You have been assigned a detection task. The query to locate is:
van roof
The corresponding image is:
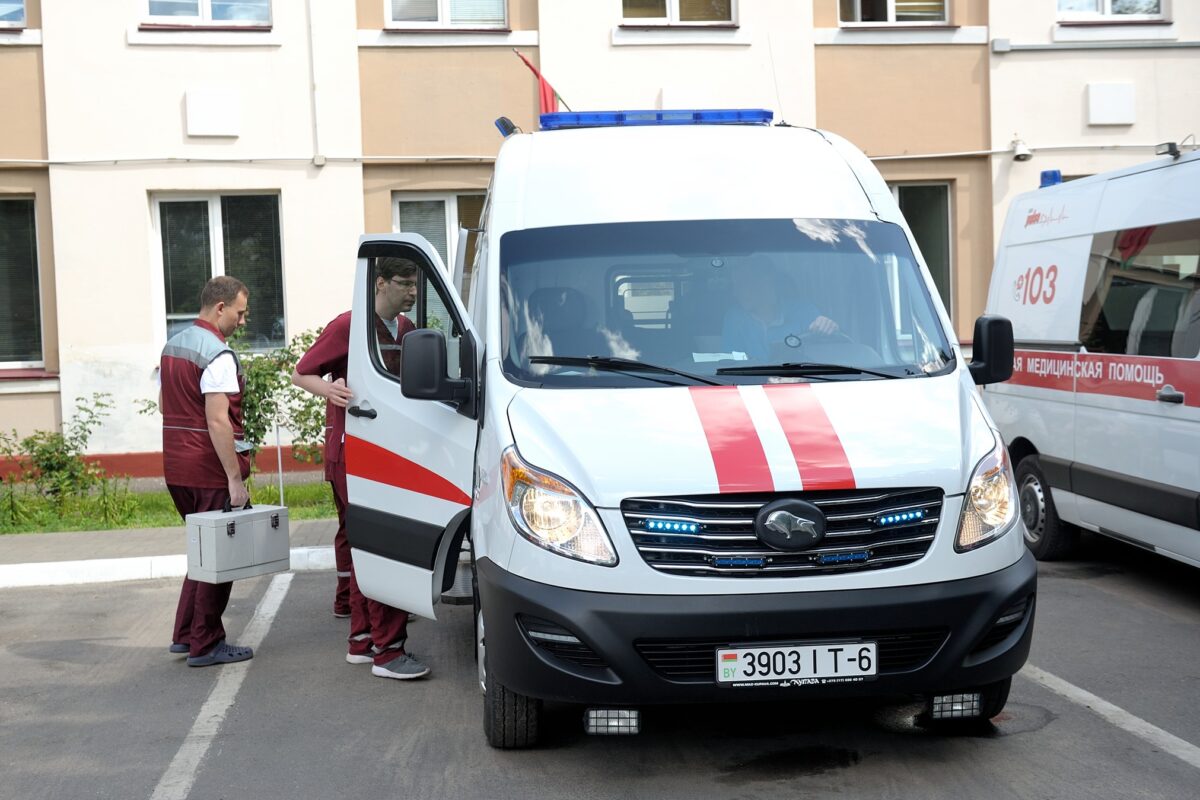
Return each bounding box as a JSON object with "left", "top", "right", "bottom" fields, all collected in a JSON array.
[{"left": 492, "top": 124, "right": 884, "bottom": 231}]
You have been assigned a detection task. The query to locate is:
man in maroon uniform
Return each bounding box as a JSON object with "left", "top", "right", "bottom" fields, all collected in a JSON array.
[
  {"left": 160, "top": 276, "right": 255, "bottom": 667},
  {"left": 292, "top": 257, "right": 430, "bottom": 680}
]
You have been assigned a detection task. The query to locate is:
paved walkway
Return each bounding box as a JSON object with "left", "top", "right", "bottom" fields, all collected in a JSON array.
[{"left": 0, "top": 518, "right": 338, "bottom": 588}]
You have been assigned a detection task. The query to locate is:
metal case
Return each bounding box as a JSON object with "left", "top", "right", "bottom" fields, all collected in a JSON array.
[{"left": 185, "top": 504, "right": 290, "bottom": 583}]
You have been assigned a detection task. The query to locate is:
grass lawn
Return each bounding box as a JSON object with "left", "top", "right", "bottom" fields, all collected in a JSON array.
[{"left": 0, "top": 479, "right": 334, "bottom": 534}]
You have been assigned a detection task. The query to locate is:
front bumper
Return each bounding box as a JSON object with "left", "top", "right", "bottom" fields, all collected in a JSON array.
[{"left": 478, "top": 550, "right": 1037, "bottom": 705}]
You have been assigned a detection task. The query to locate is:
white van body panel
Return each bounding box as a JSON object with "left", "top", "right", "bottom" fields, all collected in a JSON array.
[
  {"left": 507, "top": 374, "right": 993, "bottom": 507},
  {"left": 984, "top": 151, "right": 1200, "bottom": 565}
]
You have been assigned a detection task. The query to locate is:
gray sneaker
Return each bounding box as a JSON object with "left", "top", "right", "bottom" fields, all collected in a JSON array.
[{"left": 371, "top": 653, "right": 430, "bottom": 681}]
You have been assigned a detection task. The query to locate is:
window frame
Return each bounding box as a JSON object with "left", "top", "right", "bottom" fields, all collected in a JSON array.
[
  {"left": 143, "top": 0, "right": 273, "bottom": 29},
  {"left": 150, "top": 191, "right": 287, "bottom": 352},
  {"left": 0, "top": 195, "right": 44, "bottom": 369},
  {"left": 889, "top": 182, "right": 954, "bottom": 321},
  {"left": 0, "top": 0, "right": 25, "bottom": 29},
  {"left": 620, "top": 0, "right": 738, "bottom": 27},
  {"left": 385, "top": 0, "right": 508, "bottom": 30},
  {"left": 391, "top": 191, "right": 486, "bottom": 278},
  {"left": 1056, "top": 1, "right": 1167, "bottom": 23},
  {"left": 839, "top": 0, "right": 951, "bottom": 27}
]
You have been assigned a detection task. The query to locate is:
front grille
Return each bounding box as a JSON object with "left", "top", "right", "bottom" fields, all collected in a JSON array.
[
  {"left": 623, "top": 488, "right": 943, "bottom": 578},
  {"left": 636, "top": 629, "right": 949, "bottom": 682},
  {"left": 518, "top": 616, "right": 608, "bottom": 669}
]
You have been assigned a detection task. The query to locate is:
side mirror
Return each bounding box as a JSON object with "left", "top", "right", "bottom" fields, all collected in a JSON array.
[
  {"left": 400, "top": 329, "right": 474, "bottom": 407},
  {"left": 969, "top": 315, "right": 1014, "bottom": 385}
]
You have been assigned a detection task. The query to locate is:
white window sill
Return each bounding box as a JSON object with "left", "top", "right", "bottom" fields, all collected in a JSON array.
[
  {"left": 127, "top": 25, "right": 282, "bottom": 46},
  {"left": 611, "top": 25, "right": 751, "bottom": 47},
  {"left": 0, "top": 375, "right": 58, "bottom": 395},
  {"left": 360, "top": 29, "right": 537, "bottom": 47},
  {"left": 1053, "top": 22, "right": 1176, "bottom": 43},
  {"left": 815, "top": 26, "right": 987, "bottom": 45},
  {"left": 0, "top": 28, "right": 40, "bottom": 45}
]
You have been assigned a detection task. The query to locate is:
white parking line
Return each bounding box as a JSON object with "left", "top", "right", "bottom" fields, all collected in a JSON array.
[
  {"left": 149, "top": 573, "right": 294, "bottom": 800},
  {"left": 1021, "top": 664, "right": 1200, "bottom": 771}
]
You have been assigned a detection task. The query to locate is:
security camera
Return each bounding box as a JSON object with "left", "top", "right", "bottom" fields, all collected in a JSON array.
[{"left": 1011, "top": 139, "right": 1032, "bottom": 162}]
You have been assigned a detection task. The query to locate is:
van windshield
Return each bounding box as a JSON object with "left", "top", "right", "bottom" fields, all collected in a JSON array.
[{"left": 499, "top": 218, "right": 953, "bottom": 387}]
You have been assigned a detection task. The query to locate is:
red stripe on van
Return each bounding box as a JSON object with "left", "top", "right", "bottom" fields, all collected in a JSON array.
[
  {"left": 1010, "top": 350, "right": 1199, "bottom": 406},
  {"left": 688, "top": 387, "right": 774, "bottom": 493},
  {"left": 1009, "top": 350, "right": 1075, "bottom": 392},
  {"left": 764, "top": 384, "right": 857, "bottom": 491},
  {"left": 344, "top": 434, "right": 471, "bottom": 506}
]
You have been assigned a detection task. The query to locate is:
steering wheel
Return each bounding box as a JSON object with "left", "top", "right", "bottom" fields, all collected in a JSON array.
[{"left": 785, "top": 330, "right": 855, "bottom": 348}]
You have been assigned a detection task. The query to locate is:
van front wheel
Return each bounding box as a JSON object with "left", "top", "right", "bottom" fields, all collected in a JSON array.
[
  {"left": 483, "top": 660, "right": 542, "bottom": 749},
  {"left": 1016, "top": 455, "right": 1076, "bottom": 560}
]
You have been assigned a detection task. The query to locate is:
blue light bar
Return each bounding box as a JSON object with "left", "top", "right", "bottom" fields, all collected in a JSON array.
[
  {"left": 646, "top": 518, "right": 699, "bottom": 534},
  {"left": 540, "top": 108, "right": 773, "bottom": 131}
]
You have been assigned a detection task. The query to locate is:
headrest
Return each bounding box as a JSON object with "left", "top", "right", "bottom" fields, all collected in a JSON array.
[{"left": 528, "top": 287, "right": 586, "bottom": 330}]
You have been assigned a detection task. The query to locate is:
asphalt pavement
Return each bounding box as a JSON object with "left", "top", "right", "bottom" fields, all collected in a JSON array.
[{"left": 0, "top": 529, "right": 1198, "bottom": 799}]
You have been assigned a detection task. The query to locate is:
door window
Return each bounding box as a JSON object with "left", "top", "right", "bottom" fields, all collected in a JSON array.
[
  {"left": 1078, "top": 218, "right": 1200, "bottom": 358},
  {"left": 368, "top": 253, "right": 465, "bottom": 383}
]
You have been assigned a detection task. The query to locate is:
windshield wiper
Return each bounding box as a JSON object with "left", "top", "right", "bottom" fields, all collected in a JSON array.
[
  {"left": 715, "top": 362, "right": 903, "bottom": 379},
  {"left": 529, "top": 356, "right": 725, "bottom": 386}
]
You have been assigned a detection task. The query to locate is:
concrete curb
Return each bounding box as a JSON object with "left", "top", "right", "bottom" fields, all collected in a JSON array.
[{"left": 0, "top": 545, "right": 336, "bottom": 589}]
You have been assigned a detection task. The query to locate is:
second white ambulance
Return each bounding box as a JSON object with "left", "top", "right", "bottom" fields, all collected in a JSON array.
[
  {"left": 344, "top": 109, "right": 1035, "bottom": 748},
  {"left": 984, "top": 149, "right": 1200, "bottom": 565}
]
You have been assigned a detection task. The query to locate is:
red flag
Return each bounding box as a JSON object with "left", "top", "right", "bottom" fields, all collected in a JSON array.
[{"left": 513, "top": 49, "right": 559, "bottom": 115}]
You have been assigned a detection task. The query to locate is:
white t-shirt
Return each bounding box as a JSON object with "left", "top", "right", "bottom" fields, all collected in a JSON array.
[
  {"left": 200, "top": 352, "right": 240, "bottom": 394},
  {"left": 382, "top": 317, "right": 399, "bottom": 340}
]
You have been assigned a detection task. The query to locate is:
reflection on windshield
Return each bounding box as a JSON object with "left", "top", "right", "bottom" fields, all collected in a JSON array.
[{"left": 500, "top": 219, "right": 952, "bottom": 386}]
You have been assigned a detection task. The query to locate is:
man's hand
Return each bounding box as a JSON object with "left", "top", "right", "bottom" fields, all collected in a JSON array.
[
  {"left": 228, "top": 478, "right": 250, "bottom": 509},
  {"left": 325, "top": 378, "right": 354, "bottom": 408},
  {"left": 808, "top": 316, "right": 840, "bottom": 336}
]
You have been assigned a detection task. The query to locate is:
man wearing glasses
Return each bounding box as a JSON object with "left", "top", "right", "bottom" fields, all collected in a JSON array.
[{"left": 291, "top": 257, "right": 430, "bottom": 680}]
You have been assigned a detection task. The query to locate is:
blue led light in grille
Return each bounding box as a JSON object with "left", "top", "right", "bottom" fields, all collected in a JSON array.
[
  {"left": 878, "top": 510, "right": 925, "bottom": 526},
  {"left": 714, "top": 557, "right": 766, "bottom": 568},
  {"left": 646, "top": 519, "right": 699, "bottom": 534},
  {"left": 819, "top": 552, "right": 869, "bottom": 565}
]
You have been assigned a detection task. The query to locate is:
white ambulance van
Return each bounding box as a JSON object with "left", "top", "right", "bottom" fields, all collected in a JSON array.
[
  {"left": 983, "top": 150, "right": 1200, "bottom": 565},
  {"left": 344, "top": 109, "right": 1035, "bottom": 748}
]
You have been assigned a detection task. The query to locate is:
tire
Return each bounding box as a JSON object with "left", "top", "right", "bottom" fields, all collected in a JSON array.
[
  {"left": 477, "top": 559, "right": 542, "bottom": 749},
  {"left": 1016, "top": 455, "right": 1077, "bottom": 561},
  {"left": 483, "top": 656, "right": 542, "bottom": 749}
]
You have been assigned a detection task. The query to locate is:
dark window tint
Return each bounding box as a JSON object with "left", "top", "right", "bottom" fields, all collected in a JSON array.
[
  {"left": 1079, "top": 218, "right": 1200, "bottom": 358},
  {"left": 0, "top": 199, "right": 41, "bottom": 362},
  {"left": 222, "top": 195, "right": 284, "bottom": 349},
  {"left": 161, "top": 200, "right": 212, "bottom": 339}
]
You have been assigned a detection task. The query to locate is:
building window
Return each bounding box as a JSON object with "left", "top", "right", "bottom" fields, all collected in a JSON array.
[
  {"left": 0, "top": 0, "right": 25, "bottom": 27},
  {"left": 622, "top": 0, "right": 735, "bottom": 24},
  {"left": 389, "top": 0, "right": 506, "bottom": 28},
  {"left": 840, "top": 0, "right": 947, "bottom": 24},
  {"left": 0, "top": 198, "right": 41, "bottom": 365},
  {"left": 146, "top": 0, "right": 271, "bottom": 26},
  {"left": 1057, "top": 1, "right": 1164, "bottom": 21},
  {"left": 892, "top": 184, "right": 952, "bottom": 318},
  {"left": 156, "top": 194, "right": 285, "bottom": 349},
  {"left": 1079, "top": 219, "right": 1200, "bottom": 358},
  {"left": 393, "top": 193, "right": 484, "bottom": 285}
]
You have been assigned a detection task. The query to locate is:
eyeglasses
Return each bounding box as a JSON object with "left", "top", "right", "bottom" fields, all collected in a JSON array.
[{"left": 389, "top": 277, "right": 418, "bottom": 290}]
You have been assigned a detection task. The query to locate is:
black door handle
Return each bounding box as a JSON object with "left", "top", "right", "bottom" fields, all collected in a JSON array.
[
  {"left": 1156, "top": 386, "right": 1184, "bottom": 404},
  {"left": 347, "top": 405, "right": 377, "bottom": 419}
]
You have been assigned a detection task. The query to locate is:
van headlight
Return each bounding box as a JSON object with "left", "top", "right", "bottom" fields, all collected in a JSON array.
[
  {"left": 500, "top": 447, "right": 618, "bottom": 566},
  {"left": 955, "top": 435, "right": 1018, "bottom": 552}
]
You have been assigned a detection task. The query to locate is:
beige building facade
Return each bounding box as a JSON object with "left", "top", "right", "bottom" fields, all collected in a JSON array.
[{"left": 4, "top": 0, "right": 1196, "bottom": 463}]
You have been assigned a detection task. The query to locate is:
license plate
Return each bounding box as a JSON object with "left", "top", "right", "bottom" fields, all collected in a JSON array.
[{"left": 716, "top": 642, "right": 878, "bottom": 687}]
